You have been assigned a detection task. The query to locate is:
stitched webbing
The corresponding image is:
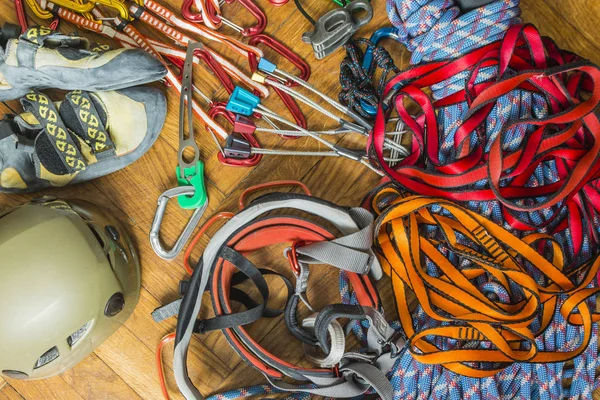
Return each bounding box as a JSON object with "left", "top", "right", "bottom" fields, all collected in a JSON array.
[
  {"left": 371, "top": 24, "right": 600, "bottom": 267},
  {"left": 372, "top": 190, "right": 600, "bottom": 377}
]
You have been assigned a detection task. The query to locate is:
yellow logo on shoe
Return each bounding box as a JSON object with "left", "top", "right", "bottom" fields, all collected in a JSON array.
[{"left": 24, "top": 91, "right": 87, "bottom": 173}]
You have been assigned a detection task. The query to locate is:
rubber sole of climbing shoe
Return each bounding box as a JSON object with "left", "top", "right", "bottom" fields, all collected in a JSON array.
[
  {"left": 0, "top": 86, "right": 167, "bottom": 193},
  {"left": 0, "top": 26, "right": 167, "bottom": 101}
]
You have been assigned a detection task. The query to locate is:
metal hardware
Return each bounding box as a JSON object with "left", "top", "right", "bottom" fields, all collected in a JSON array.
[
  {"left": 181, "top": 0, "right": 266, "bottom": 36},
  {"left": 247, "top": 34, "right": 310, "bottom": 131},
  {"left": 209, "top": 103, "right": 262, "bottom": 167},
  {"left": 149, "top": 186, "right": 208, "bottom": 260},
  {"left": 302, "top": 0, "right": 373, "bottom": 60},
  {"left": 150, "top": 42, "right": 209, "bottom": 260}
]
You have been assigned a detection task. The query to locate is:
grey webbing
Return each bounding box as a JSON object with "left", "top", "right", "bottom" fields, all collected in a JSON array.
[
  {"left": 152, "top": 299, "right": 182, "bottom": 323},
  {"left": 266, "top": 362, "right": 393, "bottom": 400},
  {"left": 173, "top": 195, "right": 380, "bottom": 400},
  {"left": 296, "top": 207, "right": 375, "bottom": 275},
  {"left": 297, "top": 207, "right": 383, "bottom": 280}
]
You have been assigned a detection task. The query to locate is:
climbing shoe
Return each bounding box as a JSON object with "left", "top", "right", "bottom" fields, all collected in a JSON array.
[
  {"left": 0, "top": 24, "right": 167, "bottom": 101},
  {"left": 0, "top": 87, "right": 166, "bottom": 192}
]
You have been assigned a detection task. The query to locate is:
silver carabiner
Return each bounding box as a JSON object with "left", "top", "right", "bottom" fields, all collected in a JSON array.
[{"left": 150, "top": 186, "right": 208, "bottom": 261}]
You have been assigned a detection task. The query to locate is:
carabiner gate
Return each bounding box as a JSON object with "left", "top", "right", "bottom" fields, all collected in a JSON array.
[
  {"left": 150, "top": 186, "right": 208, "bottom": 261},
  {"left": 181, "top": 0, "right": 266, "bottom": 36}
]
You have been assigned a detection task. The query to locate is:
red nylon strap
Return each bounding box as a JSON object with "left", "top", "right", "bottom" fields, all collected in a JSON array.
[{"left": 371, "top": 24, "right": 600, "bottom": 258}]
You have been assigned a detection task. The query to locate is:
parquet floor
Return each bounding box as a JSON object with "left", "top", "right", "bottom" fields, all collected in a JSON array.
[{"left": 0, "top": 0, "right": 599, "bottom": 399}]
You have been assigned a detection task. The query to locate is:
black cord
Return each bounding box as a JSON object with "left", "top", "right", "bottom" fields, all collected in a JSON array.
[{"left": 294, "top": 0, "right": 316, "bottom": 25}]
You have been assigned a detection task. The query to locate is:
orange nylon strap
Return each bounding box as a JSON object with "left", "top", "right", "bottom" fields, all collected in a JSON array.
[{"left": 371, "top": 188, "right": 600, "bottom": 378}]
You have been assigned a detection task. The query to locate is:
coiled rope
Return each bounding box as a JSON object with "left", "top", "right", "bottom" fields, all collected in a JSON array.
[{"left": 349, "top": 0, "right": 600, "bottom": 397}]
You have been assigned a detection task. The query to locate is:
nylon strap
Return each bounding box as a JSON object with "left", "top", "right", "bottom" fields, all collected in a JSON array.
[
  {"left": 372, "top": 189, "right": 600, "bottom": 378},
  {"left": 370, "top": 24, "right": 600, "bottom": 251},
  {"left": 21, "top": 91, "right": 87, "bottom": 175},
  {"left": 173, "top": 193, "right": 385, "bottom": 399},
  {"left": 64, "top": 91, "right": 115, "bottom": 157}
]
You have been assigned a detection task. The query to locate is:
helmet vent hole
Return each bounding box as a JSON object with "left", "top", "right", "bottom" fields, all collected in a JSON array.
[
  {"left": 88, "top": 224, "right": 106, "bottom": 249},
  {"left": 2, "top": 370, "right": 28, "bottom": 380},
  {"left": 34, "top": 347, "right": 59, "bottom": 369},
  {"left": 67, "top": 320, "right": 93, "bottom": 347}
]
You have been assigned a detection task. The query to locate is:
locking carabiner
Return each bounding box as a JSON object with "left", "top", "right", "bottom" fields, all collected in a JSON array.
[{"left": 149, "top": 186, "right": 208, "bottom": 260}]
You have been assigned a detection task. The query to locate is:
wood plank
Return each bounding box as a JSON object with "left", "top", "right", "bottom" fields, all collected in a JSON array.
[
  {"left": 6, "top": 377, "right": 83, "bottom": 400},
  {"left": 61, "top": 355, "right": 142, "bottom": 400},
  {"left": 521, "top": 0, "right": 600, "bottom": 65},
  {"left": 0, "top": 0, "right": 599, "bottom": 398},
  {"left": 0, "top": 384, "right": 24, "bottom": 400}
]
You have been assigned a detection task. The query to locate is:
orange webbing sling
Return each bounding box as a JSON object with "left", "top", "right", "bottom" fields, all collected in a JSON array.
[{"left": 370, "top": 187, "right": 600, "bottom": 378}]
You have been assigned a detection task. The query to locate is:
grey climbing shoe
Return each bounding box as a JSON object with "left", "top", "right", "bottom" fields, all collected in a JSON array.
[
  {"left": 0, "top": 87, "right": 166, "bottom": 193},
  {"left": 0, "top": 25, "right": 167, "bottom": 101}
]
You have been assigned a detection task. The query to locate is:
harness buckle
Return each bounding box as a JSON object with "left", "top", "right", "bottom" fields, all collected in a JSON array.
[{"left": 285, "top": 240, "right": 305, "bottom": 276}]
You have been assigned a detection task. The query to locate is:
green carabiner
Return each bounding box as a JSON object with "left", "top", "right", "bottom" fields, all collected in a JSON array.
[{"left": 176, "top": 161, "right": 207, "bottom": 209}]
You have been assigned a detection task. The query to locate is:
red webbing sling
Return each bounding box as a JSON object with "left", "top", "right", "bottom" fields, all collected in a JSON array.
[{"left": 370, "top": 25, "right": 600, "bottom": 260}]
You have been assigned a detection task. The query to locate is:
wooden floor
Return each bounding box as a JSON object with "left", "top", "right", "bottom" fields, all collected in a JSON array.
[{"left": 1, "top": 0, "right": 600, "bottom": 399}]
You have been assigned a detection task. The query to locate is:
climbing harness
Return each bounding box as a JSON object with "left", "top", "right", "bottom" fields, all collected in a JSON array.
[
  {"left": 301, "top": 0, "right": 373, "bottom": 59},
  {"left": 150, "top": 43, "right": 209, "bottom": 260},
  {"left": 369, "top": 186, "right": 600, "bottom": 376},
  {"left": 151, "top": 181, "right": 404, "bottom": 400}
]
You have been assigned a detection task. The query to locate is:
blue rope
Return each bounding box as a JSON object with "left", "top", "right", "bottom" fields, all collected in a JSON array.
[
  {"left": 382, "top": 0, "right": 600, "bottom": 398},
  {"left": 205, "top": 1, "right": 599, "bottom": 398}
]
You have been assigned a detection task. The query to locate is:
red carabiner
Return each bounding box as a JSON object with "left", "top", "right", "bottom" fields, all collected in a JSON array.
[
  {"left": 224, "top": 0, "right": 266, "bottom": 36},
  {"left": 247, "top": 34, "right": 311, "bottom": 131},
  {"left": 248, "top": 34, "right": 311, "bottom": 85},
  {"left": 14, "top": 0, "right": 28, "bottom": 32},
  {"left": 286, "top": 240, "right": 306, "bottom": 276},
  {"left": 195, "top": 48, "right": 236, "bottom": 94},
  {"left": 164, "top": 49, "right": 235, "bottom": 94},
  {"left": 181, "top": 0, "right": 266, "bottom": 36},
  {"left": 209, "top": 103, "right": 262, "bottom": 167}
]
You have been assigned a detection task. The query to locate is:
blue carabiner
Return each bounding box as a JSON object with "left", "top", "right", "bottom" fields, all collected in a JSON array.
[{"left": 361, "top": 27, "right": 400, "bottom": 116}]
